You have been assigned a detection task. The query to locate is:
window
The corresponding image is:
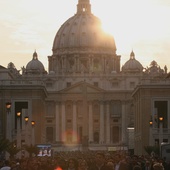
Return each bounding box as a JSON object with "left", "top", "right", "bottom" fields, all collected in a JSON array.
[
  {"left": 67, "top": 119, "right": 71, "bottom": 123},
  {"left": 113, "top": 119, "right": 118, "bottom": 122},
  {"left": 94, "top": 119, "right": 98, "bottom": 123},
  {"left": 47, "top": 120, "right": 52, "bottom": 123},
  {"left": 67, "top": 82, "right": 71, "bottom": 87},
  {"left": 111, "top": 101, "right": 121, "bottom": 117},
  {"left": 154, "top": 101, "right": 168, "bottom": 128},
  {"left": 94, "top": 82, "right": 98, "bottom": 87},
  {"left": 46, "top": 127, "right": 53, "bottom": 142},
  {"left": 46, "top": 83, "right": 52, "bottom": 87},
  {"left": 130, "top": 82, "right": 135, "bottom": 88},
  {"left": 112, "top": 82, "right": 119, "bottom": 88},
  {"left": 112, "top": 126, "right": 119, "bottom": 143}
]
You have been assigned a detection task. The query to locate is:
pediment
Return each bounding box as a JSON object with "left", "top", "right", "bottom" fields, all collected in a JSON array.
[{"left": 59, "top": 81, "right": 105, "bottom": 94}]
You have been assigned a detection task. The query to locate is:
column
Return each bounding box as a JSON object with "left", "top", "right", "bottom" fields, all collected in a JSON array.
[
  {"left": 88, "top": 101, "right": 93, "bottom": 142},
  {"left": 61, "top": 102, "right": 66, "bottom": 142},
  {"left": 77, "top": 57, "right": 80, "bottom": 71},
  {"left": 72, "top": 101, "right": 77, "bottom": 142},
  {"left": 6, "top": 102, "right": 12, "bottom": 141},
  {"left": 99, "top": 101, "right": 104, "bottom": 144},
  {"left": 55, "top": 102, "right": 60, "bottom": 142},
  {"left": 6, "top": 112, "right": 12, "bottom": 141},
  {"left": 82, "top": 84, "right": 88, "bottom": 148},
  {"left": 121, "top": 102, "right": 126, "bottom": 144},
  {"left": 149, "top": 119, "right": 153, "bottom": 145},
  {"left": 24, "top": 116, "right": 29, "bottom": 145},
  {"left": 106, "top": 101, "right": 110, "bottom": 144}
]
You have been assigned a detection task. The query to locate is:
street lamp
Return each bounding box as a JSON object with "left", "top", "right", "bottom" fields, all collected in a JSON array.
[
  {"left": 159, "top": 116, "right": 163, "bottom": 146},
  {"left": 16, "top": 112, "right": 21, "bottom": 148},
  {"left": 149, "top": 117, "right": 153, "bottom": 146},
  {"left": 31, "top": 121, "right": 35, "bottom": 145},
  {"left": 31, "top": 121, "right": 35, "bottom": 126},
  {"left": 24, "top": 116, "right": 29, "bottom": 145},
  {"left": 159, "top": 117, "right": 163, "bottom": 122},
  {"left": 6, "top": 102, "right": 11, "bottom": 111},
  {"left": 24, "top": 116, "right": 29, "bottom": 123},
  {"left": 149, "top": 119, "right": 153, "bottom": 126}
]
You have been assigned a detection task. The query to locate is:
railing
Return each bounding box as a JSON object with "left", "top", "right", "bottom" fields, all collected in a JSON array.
[
  {"left": 151, "top": 128, "right": 170, "bottom": 139},
  {"left": 0, "top": 80, "right": 45, "bottom": 86}
]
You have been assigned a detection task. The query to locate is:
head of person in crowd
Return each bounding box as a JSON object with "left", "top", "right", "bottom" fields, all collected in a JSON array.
[
  {"left": 119, "top": 160, "right": 129, "bottom": 170},
  {"left": 2, "top": 160, "right": 11, "bottom": 168},
  {"left": 94, "top": 152, "right": 106, "bottom": 167},
  {"left": 113, "top": 154, "right": 121, "bottom": 164},
  {"left": 145, "top": 160, "right": 151, "bottom": 168},
  {"left": 153, "top": 163, "right": 164, "bottom": 170},
  {"left": 57, "top": 158, "right": 67, "bottom": 170},
  {"left": 106, "top": 161, "right": 115, "bottom": 170},
  {"left": 67, "top": 158, "right": 78, "bottom": 170},
  {"left": 78, "top": 160, "right": 88, "bottom": 170},
  {"left": 133, "top": 165, "right": 142, "bottom": 170}
]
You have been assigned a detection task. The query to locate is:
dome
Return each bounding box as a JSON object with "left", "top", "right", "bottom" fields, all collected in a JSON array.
[
  {"left": 52, "top": 0, "right": 116, "bottom": 55},
  {"left": 25, "top": 51, "right": 46, "bottom": 74},
  {"left": 122, "top": 51, "right": 143, "bottom": 73}
]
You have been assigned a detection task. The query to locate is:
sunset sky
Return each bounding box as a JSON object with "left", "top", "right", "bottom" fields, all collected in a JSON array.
[{"left": 0, "top": 0, "right": 170, "bottom": 72}]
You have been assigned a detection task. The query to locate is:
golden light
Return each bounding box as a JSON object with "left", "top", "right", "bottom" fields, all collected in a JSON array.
[
  {"left": 17, "top": 112, "right": 21, "bottom": 117},
  {"left": 31, "top": 121, "right": 35, "bottom": 126},
  {"left": 62, "top": 130, "right": 79, "bottom": 147},
  {"left": 6, "top": 102, "right": 12, "bottom": 109},
  {"left": 24, "top": 116, "right": 29, "bottom": 122},
  {"left": 159, "top": 117, "right": 163, "bottom": 121},
  {"left": 149, "top": 120, "right": 153, "bottom": 126}
]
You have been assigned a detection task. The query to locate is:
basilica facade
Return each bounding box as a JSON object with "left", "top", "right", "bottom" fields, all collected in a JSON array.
[{"left": 0, "top": 0, "right": 170, "bottom": 155}]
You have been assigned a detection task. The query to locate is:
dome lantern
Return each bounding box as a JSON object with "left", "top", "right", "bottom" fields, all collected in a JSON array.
[
  {"left": 130, "top": 50, "right": 135, "bottom": 59},
  {"left": 33, "top": 50, "right": 38, "bottom": 60},
  {"left": 77, "top": 0, "right": 91, "bottom": 14}
]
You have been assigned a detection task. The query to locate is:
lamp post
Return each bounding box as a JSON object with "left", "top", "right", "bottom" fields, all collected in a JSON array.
[
  {"left": 149, "top": 118, "right": 153, "bottom": 145},
  {"left": 16, "top": 112, "right": 21, "bottom": 148},
  {"left": 6, "top": 102, "right": 12, "bottom": 141},
  {"left": 31, "top": 121, "right": 35, "bottom": 145},
  {"left": 159, "top": 116, "right": 163, "bottom": 146}
]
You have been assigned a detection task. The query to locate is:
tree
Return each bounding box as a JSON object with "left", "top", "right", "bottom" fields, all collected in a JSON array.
[
  {"left": 24, "top": 144, "right": 39, "bottom": 157},
  {"left": 144, "top": 145, "right": 159, "bottom": 156},
  {"left": 0, "top": 138, "right": 10, "bottom": 153},
  {"left": 6, "top": 142, "right": 21, "bottom": 160}
]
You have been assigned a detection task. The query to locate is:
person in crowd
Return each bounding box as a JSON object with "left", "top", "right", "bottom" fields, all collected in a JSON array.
[
  {"left": 78, "top": 160, "right": 89, "bottom": 170},
  {"left": 106, "top": 161, "right": 115, "bottom": 170},
  {"left": 88, "top": 152, "right": 108, "bottom": 170},
  {"left": 119, "top": 160, "right": 130, "bottom": 170},
  {"left": 0, "top": 160, "right": 11, "bottom": 170},
  {"left": 153, "top": 163, "right": 164, "bottom": 170},
  {"left": 144, "top": 160, "right": 152, "bottom": 170},
  {"left": 66, "top": 158, "right": 78, "bottom": 170},
  {"left": 133, "top": 165, "right": 142, "bottom": 170},
  {"left": 114, "top": 154, "right": 121, "bottom": 170}
]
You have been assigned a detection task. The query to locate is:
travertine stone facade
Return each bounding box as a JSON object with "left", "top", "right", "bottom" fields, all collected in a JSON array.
[{"left": 0, "top": 0, "right": 169, "bottom": 154}]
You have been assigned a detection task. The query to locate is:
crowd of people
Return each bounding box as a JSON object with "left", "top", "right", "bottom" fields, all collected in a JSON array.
[{"left": 0, "top": 150, "right": 169, "bottom": 170}]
